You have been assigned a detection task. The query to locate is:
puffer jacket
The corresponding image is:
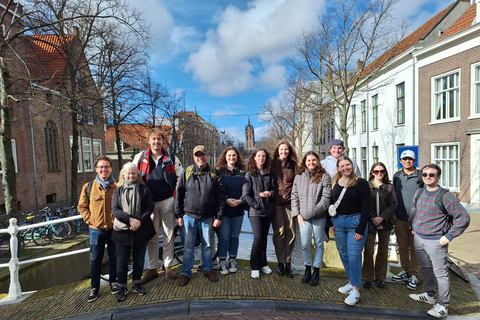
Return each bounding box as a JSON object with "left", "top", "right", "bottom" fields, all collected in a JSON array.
[
  {"left": 111, "top": 184, "right": 156, "bottom": 246},
  {"left": 242, "top": 169, "right": 276, "bottom": 217},
  {"left": 368, "top": 181, "right": 398, "bottom": 233},
  {"left": 78, "top": 180, "right": 117, "bottom": 230},
  {"left": 291, "top": 171, "right": 331, "bottom": 220}
]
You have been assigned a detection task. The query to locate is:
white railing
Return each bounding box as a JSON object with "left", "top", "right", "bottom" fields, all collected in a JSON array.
[{"left": 0, "top": 216, "right": 89, "bottom": 302}]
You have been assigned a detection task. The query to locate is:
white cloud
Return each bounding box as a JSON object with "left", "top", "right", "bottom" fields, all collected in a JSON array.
[
  {"left": 253, "top": 124, "right": 269, "bottom": 139},
  {"left": 185, "top": 0, "right": 326, "bottom": 96},
  {"left": 220, "top": 126, "right": 245, "bottom": 142}
]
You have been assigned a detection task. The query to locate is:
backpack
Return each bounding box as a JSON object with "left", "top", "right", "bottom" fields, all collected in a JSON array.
[
  {"left": 414, "top": 187, "right": 453, "bottom": 231},
  {"left": 85, "top": 180, "right": 94, "bottom": 203},
  {"left": 185, "top": 165, "right": 217, "bottom": 181}
]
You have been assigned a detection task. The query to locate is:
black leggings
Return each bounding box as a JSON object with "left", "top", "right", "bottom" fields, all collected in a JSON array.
[
  {"left": 116, "top": 242, "right": 147, "bottom": 285},
  {"left": 249, "top": 215, "right": 272, "bottom": 270}
]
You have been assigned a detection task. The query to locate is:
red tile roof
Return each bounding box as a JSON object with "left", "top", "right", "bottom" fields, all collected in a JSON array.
[
  {"left": 439, "top": 3, "right": 476, "bottom": 39},
  {"left": 25, "top": 34, "right": 74, "bottom": 85},
  {"left": 105, "top": 124, "right": 174, "bottom": 152}
]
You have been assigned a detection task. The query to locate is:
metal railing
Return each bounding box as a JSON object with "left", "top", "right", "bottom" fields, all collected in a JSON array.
[{"left": 0, "top": 216, "right": 89, "bottom": 302}]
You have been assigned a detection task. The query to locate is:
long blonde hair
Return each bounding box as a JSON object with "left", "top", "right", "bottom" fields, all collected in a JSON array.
[
  {"left": 117, "top": 162, "right": 145, "bottom": 187},
  {"left": 332, "top": 156, "right": 358, "bottom": 189}
]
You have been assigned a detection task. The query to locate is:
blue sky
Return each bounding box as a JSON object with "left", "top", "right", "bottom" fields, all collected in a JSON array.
[{"left": 133, "top": 0, "right": 447, "bottom": 143}]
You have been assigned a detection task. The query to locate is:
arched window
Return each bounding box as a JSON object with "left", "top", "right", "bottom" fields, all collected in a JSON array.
[{"left": 45, "top": 121, "right": 59, "bottom": 171}]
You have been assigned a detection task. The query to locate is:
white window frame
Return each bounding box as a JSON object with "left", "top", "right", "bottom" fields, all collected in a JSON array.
[
  {"left": 431, "top": 69, "right": 460, "bottom": 124},
  {"left": 361, "top": 100, "right": 366, "bottom": 132},
  {"left": 93, "top": 139, "right": 102, "bottom": 160},
  {"left": 0, "top": 139, "right": 18, "bottom": 174},
  {"left": 82, "top": 137, "right": 94, "bottom": 172},
  {"left": 431, "top": 142, "right": 460, "bottom": 192},
  {"left": 70, "top": 136, "right": 83, "bottom": 173},
  {"left": 372, "top": 95, "right": 378, "bottom": 130},
  {"left": 396, "top": 82, "right": 405, "bottom": 125},
  {"left": 470, "top": 62, "right": 480, "bottom": 119},
  {"left": 351, "top": 105, "right": 356, "bottom": 134},
  {"left": 114, "top": 141, "right": 125, "bottom": 152}
]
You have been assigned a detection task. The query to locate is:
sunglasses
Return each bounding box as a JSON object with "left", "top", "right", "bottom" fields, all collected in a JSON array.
[
  {"left": 422, "top": 173, "right": 437, "bottom": 177},
  {"left": 373, "top": 170, "right": 386, "bottom": 175}
]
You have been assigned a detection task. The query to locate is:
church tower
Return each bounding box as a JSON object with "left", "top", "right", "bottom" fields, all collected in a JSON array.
[{"left": 245, "top": 118, "right": 255, "bottom": 150}]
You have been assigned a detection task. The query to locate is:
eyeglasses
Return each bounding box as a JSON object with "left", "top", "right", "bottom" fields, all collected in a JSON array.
[
  {"left": 422, "top": 173, "right": 437, "bottom": 177},
  {"left": 96, "top": 166, "right": 111, "bottom": 169},
  {"left": 373, "top": 170, "right": 386, "bottom": 175}
]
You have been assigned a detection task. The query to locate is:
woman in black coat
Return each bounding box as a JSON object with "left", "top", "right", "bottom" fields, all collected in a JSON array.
[{"left": 112, "top": 162, "right": 155, "bottom": 302}]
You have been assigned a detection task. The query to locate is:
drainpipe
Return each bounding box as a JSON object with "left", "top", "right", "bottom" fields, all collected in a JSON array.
[
  {"left": 28, "top": 98, "right": 39, "bottom": 208},
  {"left": 60, "top": 102, "right": 69, "bottom": 204},
  {"left": 411, "top": 52, "right": 416, "bottom": 145}
]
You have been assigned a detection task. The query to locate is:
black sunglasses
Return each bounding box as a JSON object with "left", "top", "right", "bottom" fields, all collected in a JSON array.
[
  {"left": 373, "top": 170, "right": 386, "bottom": 174},
  {"left": 422, "top": 173, "right": 437, "bottom": 177}
]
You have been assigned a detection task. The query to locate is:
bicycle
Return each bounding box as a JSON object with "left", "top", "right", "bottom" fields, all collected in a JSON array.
[
  {"left": 19, "top": 210, "right": 38, "bottom": 245},
  {"left": 32, "top": 207, "right": 72, "bottom": 246},
  {"left": 447, "top": 258, "right": 469, "bottom": 282},
  {"left": 0, "top": 223, "right": 25, "bottom": 259}
]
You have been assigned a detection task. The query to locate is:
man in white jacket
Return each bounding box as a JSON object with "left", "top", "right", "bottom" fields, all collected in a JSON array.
[{"left": 321, "top": 139, "right": 361, "bottom": 179}]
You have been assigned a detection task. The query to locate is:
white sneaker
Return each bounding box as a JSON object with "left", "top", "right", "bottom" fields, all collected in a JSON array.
[
  {"left": 338, "top": 282, "right": 353, "bottom": 294},
  {"left": 261, "top": 265, "right": 272, "bottom": 274},
  {"left": 409, "top": 292, "right": 436, "bottom": 305},
  {"left": 219, "top": 260, "right": 229, "bottom": 275},
  {"left": 427, "top": 303, "right": 448, "bottom": 318},
  {"left": 407, "top": 275, "right": 418, "bottom": 290},
  {"left": 229, "top": 258, "right": 238, "bottom": 273},
  {"left": 392, "top": 270, "right": 409, "bottom": 282},
  {"left": 251, "top": 270, "right": 260, "bottom": 279},
  {"left": 344, "top": 289, "right": 360, "bottom": 306}
]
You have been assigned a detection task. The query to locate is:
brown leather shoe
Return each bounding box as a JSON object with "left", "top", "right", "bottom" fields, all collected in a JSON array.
[
  {"left": 178, "top": 274, "right": 190, "bottom": 287},
  {"left": 140, "top": 269, "right": 159, "bottom": 285},
  {"left": 165, "top": 267, "right": 178, "bottom": 279},
  {"left": 204, "top": 270, "right": 219, "bottom": 282}
]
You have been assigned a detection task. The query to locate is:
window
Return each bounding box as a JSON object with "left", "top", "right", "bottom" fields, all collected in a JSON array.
[
  {"left": 351, "top": 105, "right": 356, "bottom": 134},
  {"left": 77, "top": 105, "right": 97, "bottom": 125},
  {"left": 93, "top": 139, "right": 102, "bottom": 160},
  {"left": 372, "top": 95, "right": 378, "bottom": 130},
  {"left": 351, "top": 148, "right": 357, "bottom": 161},
  {"left": 45, "top": 121, "right": 59, "bottom": 171},
  {"left": 472, "top": 64, "right": 480, "bottom": 116},
  {"left": 361, "top": 100, "right": 366, "bottom": 132},
  {"left": 361, "top": 147, "right": 367, "bottom": 178},
  {"left": 432, "top": 143, "right": 459, "bottom": 191},
  {"left": 433, "top": 71, "right": 459, "bottom": 121},
  {"left": 114, "top": 141, "right": 125, "bottom": 152},
  {"left": 396, "top": 82, "right": 405, "bottom": 125},
  {"left": 82, "top": 137, "right": 93, "bottom": 172},
  {"left": 372, "top": 146, "right": 378, "bottom": 163},
  {"left": 70, "top": 136, "right": 83, "bottom": 173},
  {"left": 0, "top": 139, "right": 18, "bottom": 174}
]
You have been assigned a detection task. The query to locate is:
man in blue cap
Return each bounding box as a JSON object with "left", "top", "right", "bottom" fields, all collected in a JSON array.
[{"left": 321, "top": 139, "right": 361, "bottom": 179}]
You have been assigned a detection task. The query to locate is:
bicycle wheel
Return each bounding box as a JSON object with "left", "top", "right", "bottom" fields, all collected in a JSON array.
[
  {"left": 66, "top": 221, "right": 80, "bottom": 240},
  {"left": 447, "top": 258, "right": 469, "bottom": 282},
  {"left": 0, "top": 235, "right": 10, "bottom": 259},
  {"left": 33, "top": 227, "right": 52, "bottom": 246},
  {"left": 51, "top": 222, "right": 71, "bottom": 242}
]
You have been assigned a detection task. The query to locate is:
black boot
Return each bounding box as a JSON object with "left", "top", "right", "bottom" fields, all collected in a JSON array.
[
  {"left": 285, "top": 263, "right": 294, "bottom": 278},
  {"left": 301, "top": 265, "right": 311, "bottom": 283},
  {"left": 309, "top": 268, "right": 319, "bottom": 286},
  {"left": 276, "top": 263, "right": 285, "bottom": 276}
]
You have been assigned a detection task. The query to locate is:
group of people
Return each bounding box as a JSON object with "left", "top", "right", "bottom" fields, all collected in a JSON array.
[{"left": 77, "top": 131, "right": 470, "bottom": 319}]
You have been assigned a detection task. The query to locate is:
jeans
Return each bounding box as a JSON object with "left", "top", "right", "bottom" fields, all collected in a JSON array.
[
  {"left": 89, "top": 227, "right": 117, "bottom": 289},
  {"left": 217, "top": 215, "right": 244, "bottom": 260},
  {"left": 116, "top": 243, "right": 147, "bottom": 285},
  {"left": 272, "top": 205, "right": 296, "bottom": 263},
  {"left": 332, "top": 214, "right": 367, "bottom": 288},
  {"left": 181, "top": 215, "right": 214, "bottom": 278},
  {"left": 299, "top": 217, "right": 327, "bottom": 268},
  {"left": 249, "top": 215, "right": 272, "bottom": 270}
]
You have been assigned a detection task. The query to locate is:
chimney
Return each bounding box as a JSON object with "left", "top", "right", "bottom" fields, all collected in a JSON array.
[
  {"left": 73, "top": 26, "right": 79, "bottom": 36},
  {"left": 356, "top": 59, "right": 364, "bottom": 72}
]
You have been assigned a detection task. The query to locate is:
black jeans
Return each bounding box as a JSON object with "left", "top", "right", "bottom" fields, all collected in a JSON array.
[
  {"left": 116, "top": 242, "right": 148, "bottom": 285},
  {"left": 249, "top": 215, "right": 272, "bottom": 270}
]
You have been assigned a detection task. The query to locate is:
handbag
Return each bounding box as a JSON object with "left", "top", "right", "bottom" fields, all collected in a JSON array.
[
  {"left": 329, "top": 186, "right": 347, "bottom": 217},
  {"left": 113, "top": 217, "right": 129, "bottom": 231}
]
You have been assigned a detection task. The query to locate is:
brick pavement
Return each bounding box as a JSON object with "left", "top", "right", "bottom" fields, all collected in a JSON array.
[{"left": 449, "top": 211, "right": 480, "bottom": 279}]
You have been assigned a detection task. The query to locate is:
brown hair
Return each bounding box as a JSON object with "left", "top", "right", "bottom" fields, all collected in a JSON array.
[
  {"left": 368, "top": 162, "right": 391, "bottom": 184},
  {"left": 117, "top": 162, "right": 145, "bottom": 187},
  {"left": 145, "top": 128, "right": 166, "bottom": 141},
  {"left": 216, "top": 146, "right": 245, "bottom": 172},
  {"left": 332, "top": 156, "right": 358, "bottom": 188},
  {"left": 273, "top": 140, "right": 299, "bottom": 165},
  {"left": 246, "top": 148, "right": 272, "bottom": 175},
  {"left": 94, "top": 156, "right": 113, "bottom": 168},
  {"left": 297, "top": 151, "right": 326, "bottom": 184}
]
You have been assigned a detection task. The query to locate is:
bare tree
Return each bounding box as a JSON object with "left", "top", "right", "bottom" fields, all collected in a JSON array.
[{"left": 291, "top": 0, "right": 406, "bottom": 152}]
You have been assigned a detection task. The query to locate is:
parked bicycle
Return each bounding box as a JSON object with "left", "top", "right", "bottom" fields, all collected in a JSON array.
[
  {"left": 31, "top": 207, "right": 72, "bottom": 246},
  {"left": 0, "top": 222, "right": 25, "bottom": 259}
]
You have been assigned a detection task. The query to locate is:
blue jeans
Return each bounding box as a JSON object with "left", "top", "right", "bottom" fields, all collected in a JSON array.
[
  {"left": 217, "top": 215, "right": 244, "bottom": 260},
  {"left": 181, "top": 215, "right": 214, "bottom": 278},
  {"left": 299, "top": 217, "right": 327, "bottom": 268},
  {"left": 332, "top": 214, "right": 367, "bottom": 288},
  {"left": 89, "top": 227, "right": 117, "bottom": 289}
]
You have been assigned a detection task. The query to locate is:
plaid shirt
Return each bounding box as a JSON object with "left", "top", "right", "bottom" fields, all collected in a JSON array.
[{"left": 409, "top": 187, "right": 470, "bottom": 241}]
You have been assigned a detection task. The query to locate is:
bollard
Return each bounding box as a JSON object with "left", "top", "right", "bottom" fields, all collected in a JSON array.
[{"left": 6, "top": 218, "right": 22, "bottom": 300}]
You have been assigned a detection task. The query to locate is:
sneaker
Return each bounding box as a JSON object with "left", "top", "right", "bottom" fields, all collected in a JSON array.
[
  {"left": 409, "top": 292, "right": 436, "bottom": 305},
  {"left": 228, "top": 258, "right": 238, "bottom": 273},
  {"left": 87, "top": 288, "right": 99, "bottom": 302},
  {"left": 219, "top": 260, "right": 229, "bottom": 275},
  {"left": 133, "top": 283, "right": 147, "bottom": 295},
  {"left": 427, "top": 303, "right": 448, "bottom": 318},
  {"left": 338, "top": 282, "right": 353, "bottom": 294},
  {"left": 407, "top": 275, "right": 418, "bottom": 290},
  {"left": 110, "top": 282, "right": 120, "bottom": 294},
  {"left": 374, "top": 279, "right": 385, "bottom": 288},
  {"left": 116, "top": 286, "right": 128, "bottom": 302},
  {"left": 392, "top": 270, "right": 409, "bottom": 282},
  {"left": 344, "top": 289, "right": 360, "bottom": 306},
  {"left": 362, "top": 281, "right": 372, "bottom": 289},
  {"left": 261, "top": 265, "right": 272, "bottom": 274},
  {"left": 251, "top": 270, "right": 260, "bottom": 279}
]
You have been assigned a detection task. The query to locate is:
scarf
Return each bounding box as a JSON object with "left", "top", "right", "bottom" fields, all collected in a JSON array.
[
  {"left": 96, "top": 174, "right": 114, "bottom": 190},
  {"left": 121, "top": 179, "right": 141, "bottom": 218}
]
